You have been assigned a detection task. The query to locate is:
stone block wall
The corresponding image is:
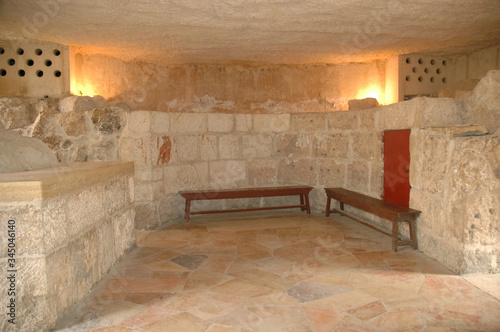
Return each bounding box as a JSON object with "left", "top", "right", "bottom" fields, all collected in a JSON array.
[
  {"left": 118, "top": 109, "right": 387, "bottom": 230},
  {"left": 0, "top": 162, "right": 135, "bottom": 332}
]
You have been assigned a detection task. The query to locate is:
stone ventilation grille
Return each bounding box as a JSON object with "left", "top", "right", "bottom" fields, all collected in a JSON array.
[
  {"left": 400, "top": 54, "right": 452, "bottom": 100},
  {"left": 0, "top": 41, "right": 69, "bottom": 97}
]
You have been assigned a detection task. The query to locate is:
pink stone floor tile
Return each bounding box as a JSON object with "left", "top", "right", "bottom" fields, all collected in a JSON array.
[{"left": 53, "top": 213, "right": 500, "bottom": 332}]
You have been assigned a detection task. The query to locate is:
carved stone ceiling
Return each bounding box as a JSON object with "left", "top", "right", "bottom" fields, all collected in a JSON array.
[{"left": 0, "top": 0, "right": 499, "bottom": 65}]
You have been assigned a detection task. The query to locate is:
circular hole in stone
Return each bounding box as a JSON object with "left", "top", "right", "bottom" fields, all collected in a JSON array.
[
  {"left": 436, "top": 68, "right": 441, "bottom": 74},
  {"left": 430, "top": 77, "right": 435, "bottom": 83},
  {"left": 418, "top": 76, "right": 423, "bottom": 82},
  {"left": 430, "top": 59, "right": 435, "bottom": 65},
  {"left": 36, "top": 70, "right": 44, "bottom": 77},
  {"left": 26, "top": 59, "right": 34, "bottom": 66},
  {"left": 18, "top": 69, "right": 25, "bottom": 77},
  {"left": 405, "top": 76, "right": 411, "bottom": 81},
  {"left": 418, "top": 58, "right": 423, "bottom": 64},
  {"left": 45, "top": 60, "right": 52, "bottom": 67},
  {"left": 406, "top": 57, "right": 411, "bottom": 64},
  {"left": 442, "top": 60, "right": 447, "bottom": 66},
  {"left": 35, "top": 48, "right": 43, "bottom": 56},
  {"left": 0, "top": 69, "right": 6, "bottom": 76},
  {"left": 8, "top": 58, "right": 15, "bottom": 66},
  {"left": 17, "top": 48, "right": 24, "bottom": 55},
  {"left": 412, "top": 67, "right": 417, "bottom": 73},
  {"left": 424, "top": 68, "right": 429, "bottom": 73},
  {"left": 0, "top": 48, "right": 4, "bottom": 54},
  {"left": 442, "top": 77, "right": 447, "bottom": 83},
  {"left": 53, "top": 49, "right": 61, "bottom": 56},
  {"left": 54, "top": 70, "right": 61, "bottom": 77}
]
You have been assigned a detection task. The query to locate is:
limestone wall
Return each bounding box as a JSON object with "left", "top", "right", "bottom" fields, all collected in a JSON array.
[
  {"left": 0, "top": 162, "right": 135, "bottom": 332},
  {"left": 71, "top": 53, "right": 387, "bottom": 112},
  {"left": 411, "top": 127, "right": 499, "bottom": 274}
]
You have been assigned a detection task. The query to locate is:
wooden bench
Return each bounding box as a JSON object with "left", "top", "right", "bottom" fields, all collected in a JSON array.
[
  {"left": 324, "top": 187, "right": 421, "bottom": 252},
  {"left": 179, "top": 186, "right": 313, "bottom": 222}
]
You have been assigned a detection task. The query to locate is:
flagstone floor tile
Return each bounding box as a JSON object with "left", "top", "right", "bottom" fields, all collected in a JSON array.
[{"left": 53, "top": 212, "right": 500, "bottom": 332}]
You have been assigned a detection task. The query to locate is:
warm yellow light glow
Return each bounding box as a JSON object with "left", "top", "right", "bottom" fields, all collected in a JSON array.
[{"left": 356, "top": 84, "right": 382, "bottom": 104}]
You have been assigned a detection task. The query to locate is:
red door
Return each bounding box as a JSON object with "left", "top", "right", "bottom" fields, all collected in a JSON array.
[{"left": 383, "top": 129, "right": 411, "bottom": 207}]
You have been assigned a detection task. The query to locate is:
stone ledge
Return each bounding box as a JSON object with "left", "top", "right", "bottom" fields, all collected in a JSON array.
[{"left": 0, "top": 161, "right": 134, "bottom": 202}]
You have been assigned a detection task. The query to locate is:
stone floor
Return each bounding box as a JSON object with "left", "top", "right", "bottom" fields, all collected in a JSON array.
[{"left": 54, "top": 212, "right": 500, "bottom": 331}]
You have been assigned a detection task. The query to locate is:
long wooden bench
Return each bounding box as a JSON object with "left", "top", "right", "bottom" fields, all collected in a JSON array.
[
  {"left": 324, "top": 187, "right": 421, "bottom": 252},
  {"left": 179, "top": 186, "right": 313, "bottom": 222}
]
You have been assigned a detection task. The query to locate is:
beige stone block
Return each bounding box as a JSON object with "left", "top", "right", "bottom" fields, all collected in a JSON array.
[
  {"left": 119, "top": 137, "right": 153, "bottom": 168},
  {"left": 417, "top": 97, "right": 464, "bottom": 127},
  {"left": 14, "top": 257, "right": 51, "bottom": 331},
  {"left": 67, "top": 186, "right": 106, "bottom": 238},
  {"left": 170, "top": 113, "right": 207, "bottom": 133},
  {"left": 80, "top": 227, "right": 100, "bottom": 287},
  {"left": 112, "top": 208, "right": 135, "bottom": 259},
  {"left": 449, "top": 134, "right": 499, "bottom": 249},
  {"left": 135, "top": 181, "right": 155, "bottom": 202},
  {"left": 59, "top": 95, "right": 99, "bottom": 113},
  {"left": 151, "top": 111, "right": 170, "bottom": 134},
  {"left": 158, "top": 195, "right": 185, "bottom": 223},
  {"left": 247, "top": 159, "right": 277, "bottom": 186},
  {"left": 46, "top": 246, "right": 75, "bottom": 314},
  {"left": 59, "top": 111, "right": 88, "bottom": 137},
  {"left": 277, "top": 159, "right": 317, "bottom": 185},
  {"left": 351, "top": 132, "right": 382, "bottom": 161},
  {"left": 172, "top": 135, "right": 200, "bottom": 162},
  {"left": 291, "top": 113, "right": 327, "bottom": 132},
  {"left": 253, "top": 114, "right": 290, "bottom": 133},
  {"left": 327, "top": 111, "right": 358, "bottom": 130},
  {"left": 128, "top": 111, "right": 151, "bottom": 133},
  {"left": 105, "top": 178, "right": 130, "bottom": 215},
  {"left": 219, "top": 134, "right": 241, "bottom": 159},
  {"left": 208, "top": 113, "right": 234, "bottom": 132},
  {"left": 42, "top": 198, "right": 68, "bottom": 253},
  {"left": 90, "top": 107, "right": 128, "bottom": 135},
  {"left": 135, "top": 202, "right": 160, "bottom": 230},
  {"left": 348, "top": 97, "right": 379, "bottom": 110},
  {"left": 358, "top": 109, "right": 379, "bottom": 129},
  {"left": 318, "top": 159, "right": 346, "bottom": 187},
  {"left": 135, "top": 166, "right": 163, "bottom": 182},
  {"left": 242, "top": 134, "right": 273, "bottom": 159},
  {"left": 0, "top": 97, "right": 33, "bottom": 129},
  {"left": 370, "top": 161, "right": 383, "bottom": 196},
  {"left": 200, "top": 134, "right": 218, "bottom": 160},
  {"left": 0, "top": 204, "right": 44, "bottom": 255},
  {"left": 97, "top": 219, "right": 116, "bottom": 276},
  {"left": 235, "top": 114, "right": 252, "bottom": 132},
  {"left": 312, "top": 133, "right": 349, "bottom": 158},
  {"left": 164, "top": 162, "right": 209, "bottom": 193},
  {"left": 419, "top": 134, "right": 449, "bottom": 194},
  {"left": 209, "top": 160, "right": 247, "bottom": 188},
  {"left": 377, "top": 100, "right": 417, "bottom": 130},
  {"left": 346, "top": 161, "right": 370, "bottom": 192},
  {"left": 274, "top": 133, "right": 311, "bottom": 158}
]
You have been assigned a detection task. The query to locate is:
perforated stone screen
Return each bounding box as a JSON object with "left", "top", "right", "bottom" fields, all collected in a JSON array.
[
  {"left": 0, "top": 40, "right": 69, "bottom": 98},
  {"left": 400, "top": 54, "right": 453, "bottom": 100}
]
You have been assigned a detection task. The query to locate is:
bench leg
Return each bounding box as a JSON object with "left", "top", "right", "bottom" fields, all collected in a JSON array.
[
  {"left": 185, "top": 199, "right": 191, "bottom": 223},
  {"left": 305, "top": 194, "right": 311, "bottom": 214},
  {"left": 300, "top": 194, "right": 305, "bottom": 212},
  {"left": 409, "top": 216, "right": 418, "bottom": 250},
  {"left": 339, "top": 202, "right": 344, "bottom": 211},
  {"left": 392, "top": 217, "right": 400, "bottom": 252},
  {"left": 325, "top": 196, "right": 331, "bottom": 217}
]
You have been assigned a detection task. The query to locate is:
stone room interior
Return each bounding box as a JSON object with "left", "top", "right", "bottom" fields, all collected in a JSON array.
[{"left": 0, "top": 1, "right": 499, "bottom": 331}]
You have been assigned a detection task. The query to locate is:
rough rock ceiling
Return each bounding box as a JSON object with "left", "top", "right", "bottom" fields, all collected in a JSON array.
[{"left": 0, "top": 0, "right": 499, "bottom": 66}]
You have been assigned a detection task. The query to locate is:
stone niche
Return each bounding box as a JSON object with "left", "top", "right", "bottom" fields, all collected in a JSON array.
[{"left": 0, "top": 161, "right": 135, "bottom": 332}]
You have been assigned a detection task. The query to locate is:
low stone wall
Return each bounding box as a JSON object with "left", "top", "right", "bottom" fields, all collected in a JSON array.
[{"left": 0, "top": 161, "right": 135, "bottom": 332}]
